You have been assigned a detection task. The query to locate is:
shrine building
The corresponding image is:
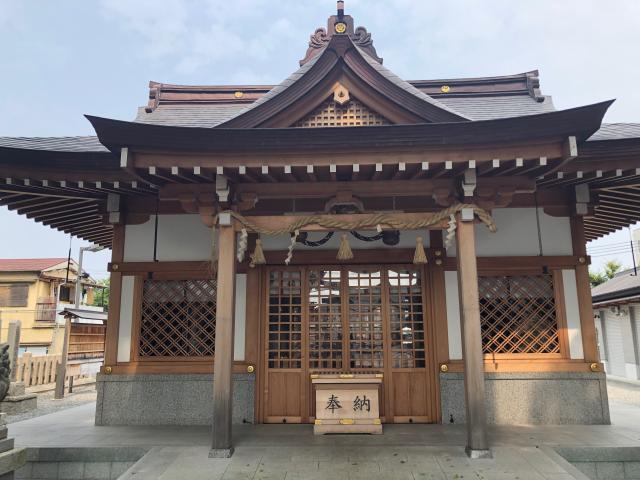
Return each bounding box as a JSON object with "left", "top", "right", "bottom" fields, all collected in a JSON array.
[{"left": 2, "top": 2, "right": 640, "bottom": 457}]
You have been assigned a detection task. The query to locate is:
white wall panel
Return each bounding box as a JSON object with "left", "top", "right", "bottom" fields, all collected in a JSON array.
[
  {"left": 561, "top": 269, "right": 584, "bottom": 360},
  {"left": 117, "top": 276, "right": 135, "bottom": 363},
  {"left": 444, "top": 271, "right": 462, "bottom": 360},
  {"left": 124, "top": 214, "right": 213, "bottom": 261},
  {"left": 234, "top": 274, "right": 247, "bottom": 361},
  {"left": 447, "top": 208, "right": 573, "bottom": 257}
]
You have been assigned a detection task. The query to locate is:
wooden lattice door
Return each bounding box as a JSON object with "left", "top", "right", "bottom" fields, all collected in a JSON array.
[
  {"left": 263, "top": 269, "right": 306, "bottom": 423},
  {"left": 386, "top": 268, "right": 435, "bottom": 422},
  {"left": 261, "top": 265, "right": 436, "bottom": 424}
]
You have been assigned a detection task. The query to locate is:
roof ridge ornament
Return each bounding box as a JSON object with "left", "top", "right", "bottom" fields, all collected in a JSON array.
[{"left": 299, "top": 2, "right": 382, "bottom": 66}]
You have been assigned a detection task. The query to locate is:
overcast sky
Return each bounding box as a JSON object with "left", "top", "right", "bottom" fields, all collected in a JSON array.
[{"left": 1, "top": 0, "right": 639, "bottom": 278}]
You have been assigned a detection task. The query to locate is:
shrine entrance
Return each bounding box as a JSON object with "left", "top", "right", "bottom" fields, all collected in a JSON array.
[{"left": 261, "top": 264, "right": 439, "bottom": 424}]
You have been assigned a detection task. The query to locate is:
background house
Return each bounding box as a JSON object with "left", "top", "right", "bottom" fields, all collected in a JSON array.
[
  {"left": 592, "top": 251, "right": 640, "bottom": 381},
  {"left": 0, "top": 258, "right": 104, "bottom": 355}
]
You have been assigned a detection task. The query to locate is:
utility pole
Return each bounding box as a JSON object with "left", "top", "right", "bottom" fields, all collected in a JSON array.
[{"left": 74, "top": 244, "right": 104, "bottom": 308}]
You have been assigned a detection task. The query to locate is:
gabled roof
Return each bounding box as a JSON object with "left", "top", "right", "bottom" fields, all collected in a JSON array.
[
  {"left": 592, "top": 268, "right": 640, "bottom": 305},
  {"left": 218, "top": 34, "right": 469, "bottom": 128},
  {"left": 0, "top": 258, "right": 69, "bottom": 273}
]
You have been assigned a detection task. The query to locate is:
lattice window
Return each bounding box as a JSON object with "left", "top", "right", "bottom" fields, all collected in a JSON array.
[
  {"left": 139, "top": 279, "right": 216, "bottom": 357},
  {"left": 479, "top": 275, "right": 560, "bottom": 354},
  {"left": 293, "top": 97, "right": 391, "bottom": 128},
  {"left": 308, "top": 269, "right": 343, "bottom": 370},
  {"left": 348, "top": 269, "right": 384, "bottom": 369},
  {"left": 388, "top": 269, "right": 426, "bottom": 368},
  {"left": 268, "top": 270, "right": 303, "bottom": 368}
]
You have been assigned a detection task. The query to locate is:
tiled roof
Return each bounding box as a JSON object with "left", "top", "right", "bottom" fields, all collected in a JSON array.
[
  {"left": 588, "top": 123, "right": 640, "bottom": 141},
  {"left": 437, "top": 95, "right": 556, "bottom": 120},
  {"left": 355, "top": 47, "right": 470, "bottom": 119},
  {"left": 592, "top": 268, "right": 640, "bottom": 301},
  {"left": 0, "top": 258, "right": 69, "bottom": 272},
  {"left": 134, "top": 105, "right": 247, "bottom": 127},
  {"left": 218, "top": 53, "right": 323, "bottom": 123},
  {"left": 0, "top": 136, "right": 108, "bottom": 152},
  {"left": 129, "top": 94, "right": 558, "bottom": 127}
]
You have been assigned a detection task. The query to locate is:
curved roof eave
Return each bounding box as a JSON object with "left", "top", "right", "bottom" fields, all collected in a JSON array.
[{"left": 85, "top": 100, "right": 613, "bottom": 154}]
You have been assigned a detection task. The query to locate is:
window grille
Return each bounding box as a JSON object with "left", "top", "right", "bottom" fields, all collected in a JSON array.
[
  {"left": 348, "top": 269, "right": 384, "bottom": 369},
  {"left": 479, "top": 274, "right": 560, "bottom": 354},
  {"left": 293, "top": 97, "right": 390, "bottom": 128},
  {"left": 267, "top": 270, "right": 303, "bottom": 368},
  {"left": 388, "top": 268, "right": 426, "bottom": 368},
  {"left": 308, "top": 269, "right": 343, "bottom": 370},
  {"left": 0, "top": 284, "right": 29, "bottom": 307},
  {"left": 139, "top": 279, "right": 216, "bottom": 358}
]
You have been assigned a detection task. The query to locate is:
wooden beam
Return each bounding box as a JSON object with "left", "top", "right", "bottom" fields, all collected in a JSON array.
[
  {"left": 211, "top": 223, "right": 236, "bottom": 457},
  {"left": 132, "top": 140, "right": 565, "bottom": 169},
  {"left": 455, "top": 212, "right": 490, "bottom": 457}
]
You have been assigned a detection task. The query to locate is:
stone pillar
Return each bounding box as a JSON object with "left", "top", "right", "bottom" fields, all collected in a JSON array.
[
  {"left": 455, "top": 210, "right": 491, "bottom": 458},
  {"left": 210, "top": 218, "right": 236, "bottom": 458},
  {"left": 6, "top": 323, "right": 20, "bottom": 383}
]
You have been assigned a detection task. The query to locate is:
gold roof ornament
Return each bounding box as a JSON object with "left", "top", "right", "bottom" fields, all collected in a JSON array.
[{"left": 333, "top": 83, "right": 350, "bottom": 105}]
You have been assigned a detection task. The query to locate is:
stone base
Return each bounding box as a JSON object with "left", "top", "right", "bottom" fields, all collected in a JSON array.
[
  {"left": 0, "top": 449, "right": 26, "bottom": 478},
  {"left": 0, "top": 384, "right": 37, "bottom": 416},
  {"left": 440, "top": 371, "right": 610, "bottom": 425},
  {"left": 95, "top": 373, "right": 254, "bottom": 426},
  {"left": 209, "top": 448, "right": 234, "bottom": 458},
  {"left": 466, "top": 447, "right": 492, "bottom": 459}
]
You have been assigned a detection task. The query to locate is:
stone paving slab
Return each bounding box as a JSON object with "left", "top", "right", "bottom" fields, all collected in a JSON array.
[
  {"left": 118, "top": 445, "right": 590, "bottom": 479},
  {"left": 8, "top": 402, "right": 640, "bottom": 479}
]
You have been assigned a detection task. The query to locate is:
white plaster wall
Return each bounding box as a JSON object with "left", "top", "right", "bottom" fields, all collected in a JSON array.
[
  {"left": 234, "top": 274, "right": 246, "bottom": 362},
  {"left": 117, "top": 276, "right": 135, "bottom": 363},
  {"left": 260, "top": 230, "right": 430, "bottom": 251},
  {"left": 561, "top": 269, "right": 584, "bottom": 360},
  {"left": 446, "top": 208, "right": 573, "bottom": 257},
  {"left": 444, "top": 271, "right": 462, "bottom": 360},
  {"left": 124, "top": 214, "right": 213, "bottom": 262}
]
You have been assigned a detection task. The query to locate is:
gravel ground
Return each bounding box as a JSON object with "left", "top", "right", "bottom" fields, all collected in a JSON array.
[{"left": 6, "top": 383, "right": 97, "bottom": 424}]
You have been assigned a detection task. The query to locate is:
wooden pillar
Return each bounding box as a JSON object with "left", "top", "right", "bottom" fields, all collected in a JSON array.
[
  {"left": 103, "top": 224, "right": 125, "bottom": 368},
  {"left": 210, "top": 219, "right": 237, "bottom": 457},
  {"left": 455, "top": 211, "right": 491, "bottom": 458},
  {"left": 54, "top": 317, "right": 72, "bottom": 399},
  {"left": 570, "top": 216, "right": 599, "bottom": 362}
]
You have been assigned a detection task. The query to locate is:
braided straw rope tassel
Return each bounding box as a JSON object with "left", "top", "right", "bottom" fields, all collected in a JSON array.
[
  {"left": 249, "top": 238, "right": 266, "bottom": 268},
  {"left": 337, "top": 233, "right": 354, "bottom": 260},
  {"left": 413, "top": 236, "right": 427, "bottom": 264},
  {"left": 285, "top": 230, "right": 299, "bottom": 265}
]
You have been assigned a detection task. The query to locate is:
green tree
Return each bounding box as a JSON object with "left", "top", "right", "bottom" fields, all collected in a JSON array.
[
  {"left": 92, "top": 278, "right": 110, "bottom": 309},
  {"left": 589, "top": 260, "right": 623, "bottom": 287}
]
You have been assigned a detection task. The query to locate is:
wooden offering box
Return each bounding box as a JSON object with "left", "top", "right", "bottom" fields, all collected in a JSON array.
[{"left": 312, "top": 373, "right": 383, "bottom": 434}]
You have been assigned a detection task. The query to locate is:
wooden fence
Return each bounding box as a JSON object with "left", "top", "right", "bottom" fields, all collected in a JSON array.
[{"left": 14, "top": 353, "right": 61, "bottom": 387}]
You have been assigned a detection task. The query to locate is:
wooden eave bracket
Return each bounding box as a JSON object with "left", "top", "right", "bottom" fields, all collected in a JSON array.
[
  {"left": 574, "top": 183, "right": 590, "bottom": 216},
  {"left": 106, "top": 193, "right": 121, "bottom": 224}
]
